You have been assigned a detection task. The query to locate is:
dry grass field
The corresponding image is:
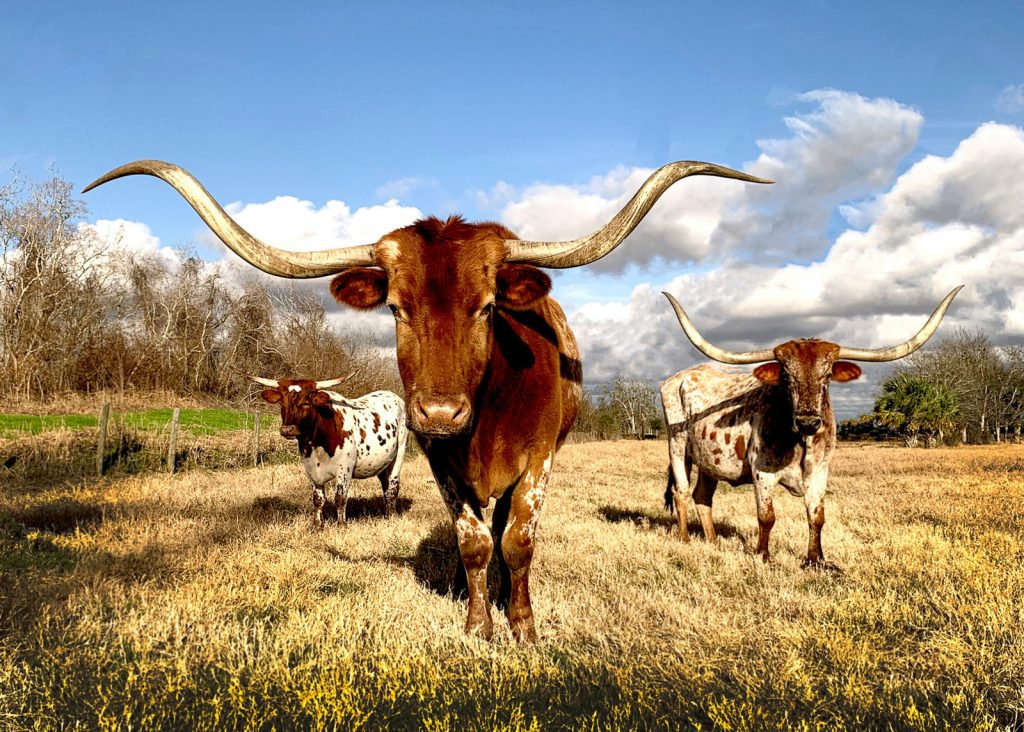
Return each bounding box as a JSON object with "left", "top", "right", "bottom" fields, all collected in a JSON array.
[{"left": 1, "top": 438, "right": 1023, "bottom": 730}]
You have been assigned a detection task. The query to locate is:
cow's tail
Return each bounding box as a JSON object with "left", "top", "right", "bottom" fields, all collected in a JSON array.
[{"left": 664, "top": 465, "right": 676, "bottom": 513}]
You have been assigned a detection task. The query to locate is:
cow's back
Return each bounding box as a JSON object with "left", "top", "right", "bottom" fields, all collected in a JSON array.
[{"left": 678, "top": 365, "right": 763, "bottom": 485}]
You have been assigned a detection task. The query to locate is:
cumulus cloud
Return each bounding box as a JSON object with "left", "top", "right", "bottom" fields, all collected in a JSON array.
[
  {"left": 995, "top": 83, "right": 1024, "bottom": 114},
  {"left": 79, "top": 218, "right": 184, "bottom": 271},
  {"left": 491, "top": 90, "right": 923, "bottom": 272},
  {"left": 202, "top": 195, "right": 424, "bottom": 346},
  {"left": 217, "top": 196, "right": 422, "bottom": 253},
  {"left": 566, "top": 120, "right": 1024, "bottom": 418}
]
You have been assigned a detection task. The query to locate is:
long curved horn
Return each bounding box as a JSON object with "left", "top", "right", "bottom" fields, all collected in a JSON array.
[
  {"left": 837, "top": 286, "right": 964, "bottom": 362},
  {"left": 504, "top": 161, "right": 772, "bottom": 268},
  {"left": 314, "top": 370, "right": 358, "bottom": 390},
  {"left": 82, "top": 160, "right": 376, "bottom": 278},
  {"left": 663, "top": 292, "right": 775, "bottom": 364},
  {"left": 239, "top": 372, "right": 280, "bottom": 388}
]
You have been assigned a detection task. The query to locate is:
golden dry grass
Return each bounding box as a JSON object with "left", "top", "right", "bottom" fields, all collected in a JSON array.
[{"left": 1, "top": 440, "right": 1023, "bottom": 730}]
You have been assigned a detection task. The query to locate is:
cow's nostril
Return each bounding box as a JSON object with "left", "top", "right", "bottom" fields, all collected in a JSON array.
[
  {"left": 794, "top": 416, "right": 823, "bottom": 435},
  {"left": 416, "top": 398, "right": 430, "bottom": 423}
]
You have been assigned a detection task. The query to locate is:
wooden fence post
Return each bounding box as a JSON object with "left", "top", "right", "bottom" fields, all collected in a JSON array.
[
  {"left": 96, "top": 402, "right": 110, "bottom": 476},
  {"left": 252, "top": 414, "right": 261, "bottom": 467},
  {"left": 167, "top": 408, "right": 181, "bottom": 473}
]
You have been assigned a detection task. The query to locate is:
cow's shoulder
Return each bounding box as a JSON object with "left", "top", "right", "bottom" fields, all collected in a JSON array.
[{"left": 680, "top": 365, "right": 763, "bottom": 412}]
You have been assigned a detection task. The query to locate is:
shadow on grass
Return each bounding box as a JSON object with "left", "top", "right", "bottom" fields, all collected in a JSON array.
[
  {"left": 13, "top": 498, "right": 114, "bottom": 534},
  {"left": 387, "top": 520, "right": 504, "bottom": 605},
  {"left": 291, "top": 495, "right": 414, "bottom": 525},
  {"left": 598, "top": 505, "right": 743, "bottom": 541}
]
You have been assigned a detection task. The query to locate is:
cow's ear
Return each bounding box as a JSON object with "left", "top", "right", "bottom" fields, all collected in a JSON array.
[
  {"left": 831, "top": 361, "right": 862, "bottom": 382},
  {"left": 311, "top": 391, "right": 332, "bottom": 407},
  {"left": 261, "top": 389, "right": 281, "bottom": 404},
  {"left": 330, "top": 268, "right": 388, "bottom": 309},
  {"left": 752, "top": 362, "right": 782, "bottom": 385},
  {"left": 496, "top": 264, "right": 551, "bottom": 310}
]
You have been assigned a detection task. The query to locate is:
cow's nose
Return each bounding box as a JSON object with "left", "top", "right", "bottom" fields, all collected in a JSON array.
[
  {"left": 279, "top": 424, "right": 300, "bottom": 439},
  {"left": 794, "top": 415, "right": 823, "bottom": 436},
  {"left": 411, "top": 394, "right": 472, "bottom": 436}
]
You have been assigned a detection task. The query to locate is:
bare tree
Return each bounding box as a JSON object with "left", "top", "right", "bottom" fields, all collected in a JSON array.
[
  {"left": 0, "top": 176, "right": 116, "bottom": 398},
  {"left": 602, "top": 375, "right": 658, "bottom": 439}
]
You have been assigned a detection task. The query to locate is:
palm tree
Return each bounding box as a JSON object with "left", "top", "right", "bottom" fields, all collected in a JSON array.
[{"left": 875, "top": 373, "right": 960, "bottom": 447}]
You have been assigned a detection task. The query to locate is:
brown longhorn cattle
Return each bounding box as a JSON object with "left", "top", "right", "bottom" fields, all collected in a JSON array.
[
  {"left": 83, "top": 159, "right": 770, "bottom": 640},
  {"left": 660, "top": 286, "right": 962, "bottom": 568}
]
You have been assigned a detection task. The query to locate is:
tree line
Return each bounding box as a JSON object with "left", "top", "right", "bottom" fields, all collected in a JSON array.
[
  {"left": 842, "top": 330, "right": 1024, "bottom": 446},
  {"left": 0, "top": 175, "right": 400, "bottom": 403}
]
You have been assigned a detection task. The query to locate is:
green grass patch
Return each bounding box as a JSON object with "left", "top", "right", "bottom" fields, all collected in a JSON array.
[
  {"left": 0, "top": 409, "right": 277, "bottom": 438},
  {"left": 0, "top": 413, "right": 97, "bottom": 437}
]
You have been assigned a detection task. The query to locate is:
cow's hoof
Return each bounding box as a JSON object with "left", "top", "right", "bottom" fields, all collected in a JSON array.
[
  {"left": 509, "top": 616, "right": 537, "bottom": 643},
  {"left": 465, "top": 614, "right": 493, "bottom": 641},
  {"left": 801, "top": 558, "right": 842, "bottom": 574}
]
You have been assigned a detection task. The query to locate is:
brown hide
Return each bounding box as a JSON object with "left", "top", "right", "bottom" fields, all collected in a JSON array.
[{"left": 262, "top": 380, "right": 350, "bottom": 458}]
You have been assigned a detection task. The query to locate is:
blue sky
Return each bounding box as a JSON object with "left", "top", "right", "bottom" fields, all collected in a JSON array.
[{"left": 3, "top": 1, "right": 1024, "bottom": 416}]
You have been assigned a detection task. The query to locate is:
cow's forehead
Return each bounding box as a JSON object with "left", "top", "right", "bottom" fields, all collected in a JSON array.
[
  {"left": 773, "top": 339, "right": 840, "bottom": 367},
  {"left": 375, "top": 220, "right": 509, "bottom": 284},
  {"left": 276, "top": 378, "right": 316, "bottom": 390}
]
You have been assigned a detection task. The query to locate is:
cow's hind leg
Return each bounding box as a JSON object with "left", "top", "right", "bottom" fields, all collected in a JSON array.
[
  {"left": 692, "top": 471, "right": 718, "bottom": 542},
  {"left": 666, "top": 430, "right": 692, "bottom": 541},
  {"left": 377, "top": 465, "right": 400, "bottom": 517},
  {"left": 379, "top": 422, "right": 408, "bottom": 516},
  {"left": 334, "top": 468, "right": 352, "bottom": 525},
  {"left": 501, "top": 451, "right": 554, "bottom": 643}
]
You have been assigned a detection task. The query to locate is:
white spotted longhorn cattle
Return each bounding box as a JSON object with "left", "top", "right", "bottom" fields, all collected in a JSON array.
[
  {"left": 245, "top": 373, "right": 409, "bottom": 527},
  {"left": 659, "top": 287, "right": 962, "bottom": 568}
]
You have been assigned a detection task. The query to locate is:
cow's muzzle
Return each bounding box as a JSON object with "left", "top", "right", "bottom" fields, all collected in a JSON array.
[
  {"left": 793, "top": 415, "right": 823, "bottom": 436},
  {"left": 409, "top": 393, "right": 472, "bottom": 437},
  {"left": 279, "top": 424, "right": 300, "bottom": 440}
]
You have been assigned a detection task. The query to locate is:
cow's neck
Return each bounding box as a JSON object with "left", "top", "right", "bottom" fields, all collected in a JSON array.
[
  {"left": 297, "top": 410, "right": 345, "bottom": 458},
  {"left": 422, "top": 303, "right": 566, "bottom": 500}
]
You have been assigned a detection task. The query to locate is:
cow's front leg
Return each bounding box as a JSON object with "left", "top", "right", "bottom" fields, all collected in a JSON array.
[
  {"left": 753, "top": 475, "right": 776, "bottom": 562},
  {"left": 427, "top": 457, "right": 492, "bottom": 637},
  {"left": 453, "top": 500, "right": 494, "bottom": 639},
  {"left": 501, "top": 451, "right": 553, "bottom": 643},
  {"left": 311, "top": 484, "right": 327, "bottom": 530},
  {"left": 801, "top": 469, "right": 837, "bottom": 570},
  {"left": 334, "top": 469, "right": 352, "bottom": 525}
]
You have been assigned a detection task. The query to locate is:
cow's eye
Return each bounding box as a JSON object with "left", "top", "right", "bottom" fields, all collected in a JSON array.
[
  {"left": 475, "top": 303, "right": 495, "bottom": 320},
  {"left": 388, "top": 303, "right": 406, "bottom": 321}
]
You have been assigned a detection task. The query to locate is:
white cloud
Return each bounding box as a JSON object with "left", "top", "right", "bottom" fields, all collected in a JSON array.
[
  {"left": 564, "top": 119, "right": 1024, "bottom": 418},
  {"left": 218, "top": 196, "right": 422, "bottom": 253},
  {"left": 490, "top": 89, "right": 922, "bottom": 272},
  {"left": 79, "top": 218, "right": 183, "bottom": 271},
  {"left": 995, "top": 83, "right": 1024, "bottom": 114}
]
